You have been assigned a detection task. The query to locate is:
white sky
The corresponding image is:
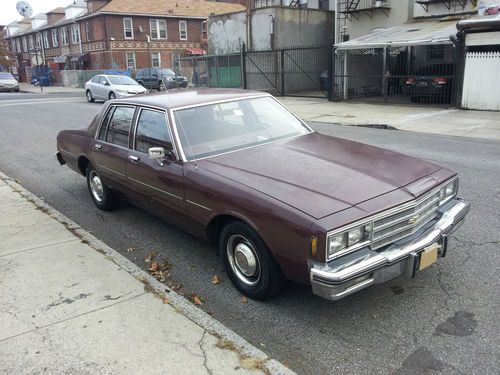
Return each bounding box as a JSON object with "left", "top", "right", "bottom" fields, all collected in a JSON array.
[{"left": 1, "top": 0, "right": 75, "bottom": 25}]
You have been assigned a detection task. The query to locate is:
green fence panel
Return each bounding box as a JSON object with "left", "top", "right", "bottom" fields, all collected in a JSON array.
[{"left": 209, "top": 67, "right": 241, "bottom": 88}]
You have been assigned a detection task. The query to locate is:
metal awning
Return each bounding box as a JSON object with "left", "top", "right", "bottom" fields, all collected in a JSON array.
[
  {"left": 71, "top": 53, "right": 90, "bottom": 62},
  {"left": 336, "top": 20, "right": 458, "bottom": 49},
  {"left": 186, "top": 48, "right": 207, "bottom": 55},
  {"left": 54, "top": 55, "right": 67, "bottom": 63}
]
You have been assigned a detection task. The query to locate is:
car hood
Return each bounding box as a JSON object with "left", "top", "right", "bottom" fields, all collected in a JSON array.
[
  {"left": 0, "top": 79, "right": 18, "bottom": 85},
  {"left": 198, "top": 133, "right": 444, "bottom": 219},
  {"left": 112, "top": 84, "right": 147, "bottom": 93}
]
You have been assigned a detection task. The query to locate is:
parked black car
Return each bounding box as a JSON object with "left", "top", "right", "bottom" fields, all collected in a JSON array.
[
  {"left": 135, "top": 68, "right": 188, "bottom": 91},
  {"left": 404, "top": 63, "right": 454, "bottom": 104}
]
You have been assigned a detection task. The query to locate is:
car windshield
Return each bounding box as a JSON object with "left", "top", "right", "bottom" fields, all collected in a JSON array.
[
  {"left": 0, "top": 73, "right": 14, "bottom": 80},
  {"left": 107, "top": 76, "right": 137, "bottom": 85},
  {"left": 161, "top": 69, "right": 176, "bottom": 76},
  {"left": 173, "top": 96, "right": 311, "bottom": 160}
]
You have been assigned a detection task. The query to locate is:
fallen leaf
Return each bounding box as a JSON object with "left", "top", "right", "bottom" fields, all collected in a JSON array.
[
  {"left": 162, "top": 296, "right": 171, "bottom": 304},
  {"left": 241, "top": 296, "right": 249, "bottom": 304},
  {"left": 211, "top": 274, "right": 220, "bottom": 285},
  {"left": 192, "top": 294, "right": 203, "bottom": 306},
  {"left": 126, "top": 247, "right": 136, "bottom": 253},
  {"left": 144, "top": 251, "right": 157, "bottom": 263},
  {"left": 148, "top": 261, "right": 159, "bottom": 272}
]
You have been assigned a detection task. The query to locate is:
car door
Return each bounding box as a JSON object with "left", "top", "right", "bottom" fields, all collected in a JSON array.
[
  {"left": 90, "top": 105, "right": 136, "bottom": 192},
  {"left": 126, "top": 107, "right": 186, "bottom": 222},
  {"left": 89, "top": 75, "right": 101, "bottom": 98}
]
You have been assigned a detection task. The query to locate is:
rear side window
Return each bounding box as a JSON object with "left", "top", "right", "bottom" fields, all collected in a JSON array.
[
  {"left": 91, "top": 76, "right": 101, "bottom": 83},
  {"left": 135, "top": 109, "right": 171, "bottom": 153},
  {"left": 97, "top": 106, "right": 115, "bottom": 140},
  {"left": 105, "top": 106, "right": 135, "bottom": 147}
]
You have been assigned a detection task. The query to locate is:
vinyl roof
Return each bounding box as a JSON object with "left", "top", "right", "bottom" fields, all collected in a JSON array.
[{"left": 336, "top": 20, "right": 458, "bottom": 49}]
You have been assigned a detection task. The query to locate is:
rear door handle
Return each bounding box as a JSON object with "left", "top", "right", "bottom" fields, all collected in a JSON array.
[
  {"left": 94, "top": 144, "right": 102, "bottom": 150},
  {"left": 128, "top": 155, "right": 140, "bottom": 163}
]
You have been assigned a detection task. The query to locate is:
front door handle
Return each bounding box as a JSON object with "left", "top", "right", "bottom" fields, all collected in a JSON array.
[
  {"left": 128, "top": 155, "right": 140, "bottom": 163},
  {"left": 94, "top": 144, "right": 102, "bottom": 150}
]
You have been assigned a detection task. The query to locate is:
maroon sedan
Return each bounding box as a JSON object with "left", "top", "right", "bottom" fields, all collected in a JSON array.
[{"left": 56, "top": 89, "right": 469, "bottom": 301}]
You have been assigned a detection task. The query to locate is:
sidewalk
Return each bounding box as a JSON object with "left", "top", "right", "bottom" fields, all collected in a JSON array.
[
  {"left": 0, "top": 172, "right": 293, "bottom": 375},
  {"left": 280, "top": 96, "right": 500, "bottom": 142},
  {"left": 19, "top": 82, "right": 85, "bottom": 95}
]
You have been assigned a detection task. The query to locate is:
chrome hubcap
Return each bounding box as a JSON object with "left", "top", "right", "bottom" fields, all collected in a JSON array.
[
  {"left": 227, "top": 235, "right": 261, "bottom": 286},
  {"left": 89, "top": 170, "right": 104, "bottom": 202}
]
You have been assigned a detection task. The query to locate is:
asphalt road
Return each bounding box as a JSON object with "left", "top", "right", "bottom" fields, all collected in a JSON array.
[{"left": 0, "top": 93, "right": 499, "bottom": 375}]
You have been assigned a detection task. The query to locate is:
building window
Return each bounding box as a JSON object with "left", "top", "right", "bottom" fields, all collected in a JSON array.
[
  {"left": 201, "top": 21, "right": 207, "bottom": 40},
  {"left": 71, "top": 24, "right": 81, "bottom": 44},
  {"left": 151, "top": 52, "right": 161, "bottom": 67},
  {"left": 179, "top": 20, "right": 187, "bottom": 40},
  {"left": 28, "top": 35, "right": 34, "bottom": 50},
  {"left": 52, "top": 29, "right": 58, "bottom": 47},
  {"left": 43, "top": 31, "right": 50, "bottom": 49},
  {"left": 123, "top": 18, "right": 134, "bottom": 39},
  {"left": 150, "top": 19, "right": 167, "bottom": 40},
  {"left": 16, "top": 39, "right": 21, "bottom": 53},
  {"left": 61, "top": 27, "right": 69, "bottom": 46},
  {"left": 22, "top": 37, "right": 27, "bottom": 52},
  {"left": 126, "top": 52, "right": 136, "bottom": 69},
  {"left": 85, "top": 22, "right": 91, "bottom": 42},
  {"left": 35, "top": 34, "right": 41, "bottom": 49}
]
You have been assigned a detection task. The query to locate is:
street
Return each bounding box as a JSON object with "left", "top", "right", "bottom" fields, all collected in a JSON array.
[{"left": 0, "top": 92, "right": 499, "bottom": 374}]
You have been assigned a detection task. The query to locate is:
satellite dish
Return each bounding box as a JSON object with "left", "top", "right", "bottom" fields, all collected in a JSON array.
[{"left": 16, "top": 1, "right": 33, "bottom": 18}]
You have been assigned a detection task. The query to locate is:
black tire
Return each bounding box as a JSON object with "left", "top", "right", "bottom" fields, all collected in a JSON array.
[
  {"left": 86, "top": 165, "right": 120, "bottom": 211},
  {"left": 220, "top": 221, "right": 285, "bottom": 300},
  {"left": 108, "top": 91, "right": 116, "bottom": 100},
  {"left": 86, "top": 90, "right": 95, "bottom": 103},
  {"left": 158, "top": 80, "right": 166, "bottom": 91}
]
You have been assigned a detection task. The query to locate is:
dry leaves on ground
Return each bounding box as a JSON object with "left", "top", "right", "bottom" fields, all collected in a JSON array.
[
  {"left": 192, "top": 294, "right": 204, "bottom": 306},
  {"left": 144, "top": 251, "right": 157, "bottom": 263},
  {"left": 241, "top": 296, "right": 249, "bottom": 304},
  {"left": 211, "top": 274, "right": 221, "bottom": 285}
]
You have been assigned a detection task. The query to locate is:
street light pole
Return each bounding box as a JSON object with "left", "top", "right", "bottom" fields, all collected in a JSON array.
[
  {"left": 31, "top": 48, "right": 43, "bottom": 92},
  {"left": 147, "top": 35, "right": 152, "bottom": 83},
  {"left": 109, "top": 37, "right": 115, "bottom": 69}
]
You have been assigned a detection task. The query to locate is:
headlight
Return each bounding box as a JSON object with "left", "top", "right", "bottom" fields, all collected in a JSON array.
[
  {"left": 327, "top": 223, "right": 372, "bottom": 259},
  {"left": 439, "top": 178, "right": 458, "bottom": 205},
  {"left": 116, "top": 89, "right": 127, "bottom": 94}
]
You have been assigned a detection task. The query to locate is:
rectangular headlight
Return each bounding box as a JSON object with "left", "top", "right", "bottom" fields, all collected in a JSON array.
[
  {"left": 327, "top": 223, "right": 372, "bottom": 260},
  {"left": 439, "top": 178, "right": 458, "bottom": 205}
]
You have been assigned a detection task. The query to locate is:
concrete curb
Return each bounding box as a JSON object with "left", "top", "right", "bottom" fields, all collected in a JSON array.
[{"left": 0, "top": 171, "right": 295, "bottom": 375}]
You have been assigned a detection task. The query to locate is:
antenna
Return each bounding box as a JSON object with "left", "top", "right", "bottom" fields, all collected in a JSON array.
[{"left": 16, "top": 1, "right": 33, "bottom": 18}]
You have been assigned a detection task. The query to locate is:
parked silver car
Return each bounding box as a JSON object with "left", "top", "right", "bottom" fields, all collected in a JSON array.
[
  {"left": 0, "top": 72, "right": 20, "bottom": 92},
  {"left": 85, "top": 74, "right": 147, "bottom": 102}
]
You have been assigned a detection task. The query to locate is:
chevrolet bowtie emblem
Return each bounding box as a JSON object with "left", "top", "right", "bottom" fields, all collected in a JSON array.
[{"left": 408, "top": 214, "right": 420, "bottom": 224}]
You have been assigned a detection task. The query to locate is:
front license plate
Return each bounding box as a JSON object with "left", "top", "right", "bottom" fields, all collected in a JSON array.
[{"left": 419, "top": 242, "right": 439, "bottom": 270}]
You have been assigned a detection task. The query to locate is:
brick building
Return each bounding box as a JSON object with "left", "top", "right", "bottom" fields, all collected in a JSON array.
[
  {"left": 7, "top": 0, "right": 245, "bottom": 81},
  {"left": 0, "top": 25, "right": 16, "bottom": 73}
]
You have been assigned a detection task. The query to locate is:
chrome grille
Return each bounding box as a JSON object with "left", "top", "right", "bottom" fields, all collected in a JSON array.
[{"left": 371, "top": 189, "right": 441, "bottom": 250}]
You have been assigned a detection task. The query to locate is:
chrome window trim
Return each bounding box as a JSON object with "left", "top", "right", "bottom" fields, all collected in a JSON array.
[
  {"left": 95, "top": 104, "right": 136, "bottom": 145},
  {"left": 131, "top": 106, "right": 180, "bottom": 161},
  {"left": 325, "top": 176, "right": 458, "bottom": 262},
  {"left": 169, "top": 94, "right": 314, "bottom": 162}
]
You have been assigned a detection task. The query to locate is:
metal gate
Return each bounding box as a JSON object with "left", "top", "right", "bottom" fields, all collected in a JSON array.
[
  {"left": 244, "top": 45, "right": 331, "bottom": 98},
  {"left": 462, "top": 51, "right": 500, "bottom": 111},
  {"left": 332, "top": 44, "right": 457, "bottom": 105}
]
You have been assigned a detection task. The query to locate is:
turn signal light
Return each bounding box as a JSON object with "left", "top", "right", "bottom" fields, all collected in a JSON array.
[{"left": 310, "top": 236, "right": 318, "bottom": 257}]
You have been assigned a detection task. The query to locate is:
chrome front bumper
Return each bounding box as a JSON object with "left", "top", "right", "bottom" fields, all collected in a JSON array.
[{"left": 310, "top": 199, "right": 470, "bottom": 301}]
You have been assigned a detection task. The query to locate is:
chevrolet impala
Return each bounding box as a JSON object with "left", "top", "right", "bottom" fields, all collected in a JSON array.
[{"left": 56, "top": 89, "right": 470, "bottom": 301}]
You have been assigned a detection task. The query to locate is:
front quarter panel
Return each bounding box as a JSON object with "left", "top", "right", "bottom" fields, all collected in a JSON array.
[{"left": 183, "top": 162, "right": 314, "bottom": 284}]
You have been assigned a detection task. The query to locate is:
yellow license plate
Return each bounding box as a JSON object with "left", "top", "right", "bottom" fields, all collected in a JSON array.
[{"left": 419, "top": 242, "right": 439, "bottom": 271}]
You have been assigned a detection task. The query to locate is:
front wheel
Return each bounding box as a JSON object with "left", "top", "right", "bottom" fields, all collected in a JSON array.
[
  {"left": 220, "top": 221, "right": 285, "bottom": 300},
  {"left": 86, "top": 165, "right": 120, "bottom": 211},
  {"left": 86, "top": 90, "right": 95, "bottom": 103},
  {"left": 158, "top": 80, "right": 166, "bottom": 91}
]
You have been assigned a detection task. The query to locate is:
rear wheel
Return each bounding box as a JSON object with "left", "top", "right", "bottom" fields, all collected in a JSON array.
[
  {"left": 86, "top": 165, "right": 120, "bottom": 211},
  {"left": 86, "top": 90, "right": 95, "bottom": 103},
  {"left": 220, "top": 221, "right": 285, "bottom": 300},
  {"left": 108, "top": 91, "right": 116, "bottom": 100},
  {"left": 158, "top": 80, "right": 166, "bottom": 91}
]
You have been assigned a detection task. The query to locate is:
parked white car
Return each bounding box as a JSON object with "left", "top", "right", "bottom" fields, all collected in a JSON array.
[
  {"left": 0, "top": 72, "right": 20, "bottom": 92},
  {"left": 85, "top": 74, "right": 147, "bottom": 102}
]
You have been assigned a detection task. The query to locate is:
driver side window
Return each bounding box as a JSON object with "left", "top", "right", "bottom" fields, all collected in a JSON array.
[{"left": 135, "top": 109, "right": 172, "bottom": 154}]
